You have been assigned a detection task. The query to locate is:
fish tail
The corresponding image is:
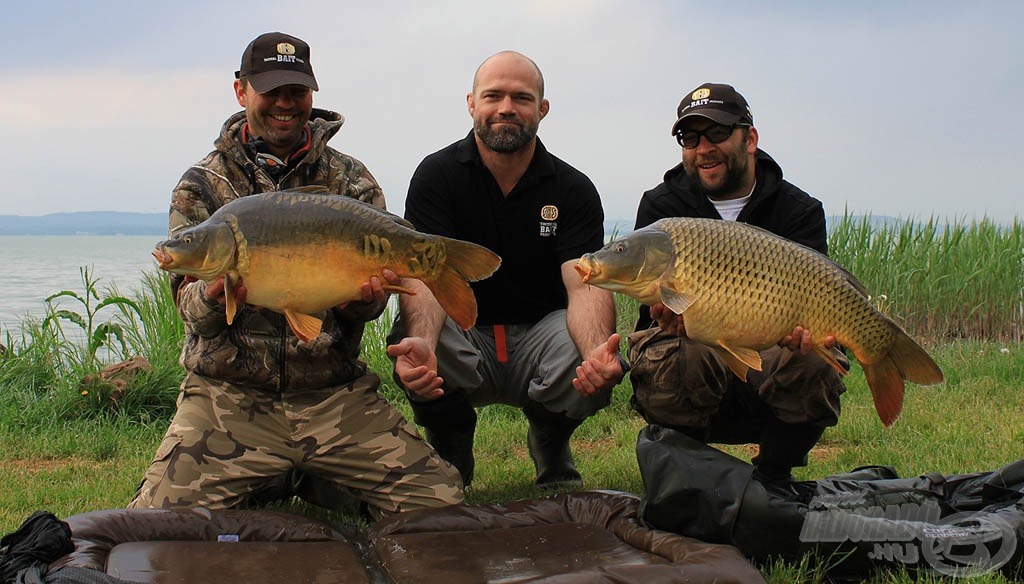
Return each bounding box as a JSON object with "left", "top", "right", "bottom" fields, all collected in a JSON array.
[
  {"left": 887, "top": 330, "right": 944, "bottom": 386},
  {"left": 861, "top": 330, "right": 944, "bottom": 427},
  {"left": 861, "top": 358, "right": 905, "bottom": 428},
  {"left": 423, "top": 266, "right": 479, "bottom": 331},
  {"left": 440, "top": 238, "right": 502, "bottom": 282}
]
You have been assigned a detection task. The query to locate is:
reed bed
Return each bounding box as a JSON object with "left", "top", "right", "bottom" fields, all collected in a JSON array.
[{"left": 827, "top": 214, "right": 1024, "bottom": 343}]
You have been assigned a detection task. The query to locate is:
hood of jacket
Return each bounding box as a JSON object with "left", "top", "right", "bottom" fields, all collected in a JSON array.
[{"left": 213, "top": 108, "right": 347, "bottom": 168}]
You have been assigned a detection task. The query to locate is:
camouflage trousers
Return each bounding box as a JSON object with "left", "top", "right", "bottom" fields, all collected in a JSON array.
[
  {"left": 627, "top": 327, "right": 847, "bottom": 440},
  {"left": 128, "top": 371, "right": 464, "bottom": 514}
]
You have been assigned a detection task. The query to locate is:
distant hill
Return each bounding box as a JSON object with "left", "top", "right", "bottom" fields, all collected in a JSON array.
[
  {"left": 1, "top": 211, "right": 904, "bottom": 237},
  {"left": 0, "top": 212, "right": 166, "bottom": 235},
  {"left": 604, "top": 215, "right": 902, "bottom": 237}
]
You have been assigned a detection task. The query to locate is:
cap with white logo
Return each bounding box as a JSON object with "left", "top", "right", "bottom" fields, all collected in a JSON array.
[
  {"left": 235, "top": 32, "right": 318, "bottom": 93},
  {"left": 671, "top": 83, "right": 752, "bottom": 135}
]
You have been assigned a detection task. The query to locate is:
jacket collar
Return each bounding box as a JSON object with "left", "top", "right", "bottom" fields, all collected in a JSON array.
[
  {"left": 454, "top": 130, "right": 557, "bottom": 178},
  {"left": 215, "top": 108, "right": 346, "bottom": 167}
]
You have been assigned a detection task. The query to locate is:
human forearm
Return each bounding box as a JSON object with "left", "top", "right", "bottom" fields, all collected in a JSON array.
[
  {"left": 562, "top": 261, "right": 616, "bottom": 355},
  {"left": 563, "top": 261, "right": 626, "bottom": 396},
  {"left": 396, "top": 278, "right": 448, "bottom": 350},
  {"left": 388, "top": 277, "right": 448, "bottom": 399}
]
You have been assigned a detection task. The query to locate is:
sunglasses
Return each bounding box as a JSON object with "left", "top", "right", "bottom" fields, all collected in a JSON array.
[{"left": 675, "top": 123, "right": 750, "bottom": 149}]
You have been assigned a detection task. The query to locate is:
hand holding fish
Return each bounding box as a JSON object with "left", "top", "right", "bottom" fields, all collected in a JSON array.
[
  {"left": 572, "top": 333, "right": 626, "bottom": 397},
  {"left": 779, "top": 325, "right": 837, "bottom": 356},
  {"left": 387, "top": 337, "right": 445, "bottom": 400},
  {"left": 653, "top": 303, "right": 836, "bottom": 357},
  {"left": 650, "top": 303, "right": 685, "bottom": 336},
  {"left": 203, "top": 276, "right": 248, "bottom": 306},
  {"left": 337, "top": 269, "right": 399, "bottom": 322}
]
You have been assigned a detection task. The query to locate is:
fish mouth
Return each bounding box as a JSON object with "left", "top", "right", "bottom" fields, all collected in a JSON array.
[
  {"left": 152, "top": 248, "right": 174, "bottom": 268},
  {"left": 574, "top": 257, "right": 595, "bottom": 283}
]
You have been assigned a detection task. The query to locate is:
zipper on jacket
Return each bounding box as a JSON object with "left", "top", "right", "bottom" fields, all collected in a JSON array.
[{"left": 244, "top": 150, "right": 314, "bottom": 392}]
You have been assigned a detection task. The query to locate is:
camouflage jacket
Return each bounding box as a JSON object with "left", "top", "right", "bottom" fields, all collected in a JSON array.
[{"left": 169, "top": 109, "right": 386, "bottom": 391}]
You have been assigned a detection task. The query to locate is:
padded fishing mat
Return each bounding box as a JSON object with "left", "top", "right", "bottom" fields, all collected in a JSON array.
[{"left": 38, "top": 491, "right": 764, "bottom": 583}]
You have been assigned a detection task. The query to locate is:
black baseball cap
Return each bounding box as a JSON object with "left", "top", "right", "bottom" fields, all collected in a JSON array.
[
  {"left": 671, "top": 83, "right": 753, "bottom": 135},
  {"left": 235, "top": 32, "right": 318, "bottom": 93}
]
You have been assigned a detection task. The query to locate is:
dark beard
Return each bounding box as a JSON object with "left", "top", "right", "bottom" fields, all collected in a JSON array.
[
  {"left": 684, "top": 144, "right": 750, "bottom": 199},
  {"left": 475, "top": 119, "right": 537, "bottom": 153},
  {"left": 695, "top": 164, "right": 746, "bottom": 198}
]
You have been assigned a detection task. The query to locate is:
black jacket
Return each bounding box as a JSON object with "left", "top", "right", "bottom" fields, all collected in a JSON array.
[{"left": 633, "top": 149, "right": 828, "bottom": 329}]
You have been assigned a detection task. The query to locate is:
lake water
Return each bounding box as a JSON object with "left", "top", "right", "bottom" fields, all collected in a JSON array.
[{"left": 0, "top": 236, "right": 162, "bottom": 334}]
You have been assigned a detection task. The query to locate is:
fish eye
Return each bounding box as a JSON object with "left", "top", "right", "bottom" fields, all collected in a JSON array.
[
  {"left": 183, "top": 235, "right": 192, "bottom": 244},
  {"left": 614, "top": 242, "right": 626, "bottom": 253}
]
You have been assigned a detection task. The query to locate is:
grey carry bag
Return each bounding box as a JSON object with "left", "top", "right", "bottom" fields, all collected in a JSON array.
[{"left": 636, "top": 424, "right": 1024, "bottom": 580}]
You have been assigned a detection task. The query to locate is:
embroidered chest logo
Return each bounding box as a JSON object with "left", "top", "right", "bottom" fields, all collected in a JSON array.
[{"left": 539, "top": 205, "right": 559, "bottom": 237}]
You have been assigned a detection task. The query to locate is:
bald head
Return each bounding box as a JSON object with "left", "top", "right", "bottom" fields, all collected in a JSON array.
[{"left": 472, "top": 51, "right": 545, "bottom": 99}]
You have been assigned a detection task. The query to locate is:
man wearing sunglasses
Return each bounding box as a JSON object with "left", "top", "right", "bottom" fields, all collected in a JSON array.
[{"left": 627, "top": 83, "right": 848, "bottom": 490}]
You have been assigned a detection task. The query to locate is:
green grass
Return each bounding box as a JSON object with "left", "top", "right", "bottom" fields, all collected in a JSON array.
[{"left": 1, "top": 215, "right": 1023, "bottom": 582}]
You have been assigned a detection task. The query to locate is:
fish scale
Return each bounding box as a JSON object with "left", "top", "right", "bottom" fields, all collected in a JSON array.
[
  {"left": 575, "top": 217, "right": 943, "bottom": 427},
  {"left": 663, "top": 218, "right": 890, "bottom": 359}
]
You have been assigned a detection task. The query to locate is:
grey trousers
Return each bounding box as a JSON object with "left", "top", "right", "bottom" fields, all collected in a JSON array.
[{"left": 389, "top": 310, "right": 611, "bottom": 420}]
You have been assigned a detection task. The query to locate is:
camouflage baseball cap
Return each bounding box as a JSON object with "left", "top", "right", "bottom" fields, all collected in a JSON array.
[{"left": 235, "top": 32, "right": 318, "bottom": 93}]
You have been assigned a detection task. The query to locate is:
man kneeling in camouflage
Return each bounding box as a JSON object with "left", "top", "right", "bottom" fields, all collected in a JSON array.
[{"left": 128, "top": 32, "right": 462, "bottom": 516}]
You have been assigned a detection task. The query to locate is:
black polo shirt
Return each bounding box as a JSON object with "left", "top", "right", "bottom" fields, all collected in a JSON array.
[{"left": 405, "top": 131, "right": 605, "bottom": 326}]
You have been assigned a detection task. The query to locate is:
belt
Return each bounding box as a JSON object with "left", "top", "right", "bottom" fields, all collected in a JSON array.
[{"left": 492, "top": 324, "right": 509, "bottom": 364}]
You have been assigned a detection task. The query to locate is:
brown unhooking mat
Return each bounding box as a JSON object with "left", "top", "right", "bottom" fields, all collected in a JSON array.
[{"left": 42, "top": 491, "right": 763, "bottom": 583}]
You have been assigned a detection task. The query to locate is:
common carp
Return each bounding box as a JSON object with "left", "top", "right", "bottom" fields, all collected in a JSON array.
[
  {"left": 153, "top": 189, "right": 501, "bottom": 341},
  {"left": 575, "top": 217, "right": 943, "bottom": 427}
]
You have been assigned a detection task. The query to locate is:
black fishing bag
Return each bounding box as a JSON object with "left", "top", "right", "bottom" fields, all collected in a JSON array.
[{"left": 636, "top": 424, "right": 1024, "bottom": 580}]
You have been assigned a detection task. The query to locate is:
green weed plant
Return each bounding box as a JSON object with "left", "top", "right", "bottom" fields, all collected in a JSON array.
[{"left": 41, "top": 266, "right": 144, "bottom": 373}]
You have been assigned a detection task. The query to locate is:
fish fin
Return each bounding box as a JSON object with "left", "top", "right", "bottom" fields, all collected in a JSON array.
[
  {"left": 660, "top": 286, "right": 695, "bottom": 314},
  {"left": 813, "top": 344, "right": 850, "bottom": 377},
  {"left": 861, "top": 358, "right": 906, "bottom": 428},
  {"left": 416, "top": 237, "right": 500, "bottom": 330},
  {"left": 422, "top": 266, "right": 479, "bottom": 331},
  {"left": 715, "top": 342, "right": 762, "bottom": 381},
  {"left": 382, "top": 284, "right": 417, "bottom": 295},
  {"left": 284, "top": 310, "right": 323, "bottom": 343},
  {"left": 858, "top": 329, "right": 942, "bottom": 428},
  {"left": 439, "top": 237, "right": 502, "bottom": 282},
  {"left": 224, "top": 273, "right": 238, "bottom": 325}
]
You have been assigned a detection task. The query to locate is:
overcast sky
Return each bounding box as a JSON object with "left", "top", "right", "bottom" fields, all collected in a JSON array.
[{"left": 1, "top": 1, "right": 1020, "bottom": 227}]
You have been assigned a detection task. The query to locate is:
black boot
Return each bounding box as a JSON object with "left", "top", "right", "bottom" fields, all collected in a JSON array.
[
  {"left": 523, "top": 401, "right": 583, "bottom": 489},
  {"left": 751, "top": 419, "right": 824, "bottom": 491},
  {"left": 409, "top": 393, "right": 477, "bottom": 487}
]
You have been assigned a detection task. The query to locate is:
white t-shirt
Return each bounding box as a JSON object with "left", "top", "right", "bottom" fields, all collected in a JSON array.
[{"left": 709, "top": 181, "right": 756, "bottom": 221}]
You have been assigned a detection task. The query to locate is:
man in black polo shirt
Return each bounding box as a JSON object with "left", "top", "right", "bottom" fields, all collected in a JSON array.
[{"left": 386, "top": 51, "right": 626, "bottom": 489}]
